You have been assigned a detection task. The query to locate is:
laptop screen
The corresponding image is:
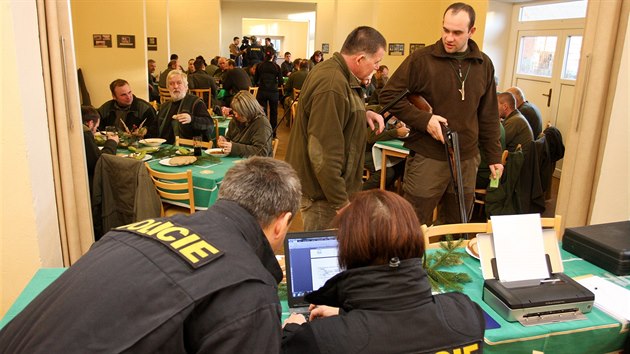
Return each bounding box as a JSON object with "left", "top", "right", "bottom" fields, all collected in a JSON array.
[{"left": 284, "top": 230, "right": 342, "bottom": 307}]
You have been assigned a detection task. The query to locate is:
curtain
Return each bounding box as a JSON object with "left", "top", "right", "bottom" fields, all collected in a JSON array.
[
  {"left": 556, "top": 0, "right": 629, "bottom": 230},
  {"left": 38, "top": 0, "right": 95, "bottom": 265}
]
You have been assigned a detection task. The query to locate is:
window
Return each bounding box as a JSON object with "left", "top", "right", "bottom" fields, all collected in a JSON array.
[
  {"left": 517, "top": 36, "right": 557, "bottom": 77},
  {"left": 562, "top": 36, "right": 582, "bottom": 80},
  {"left": 519, "top": 1, "right": 587, "bottom": 22}
]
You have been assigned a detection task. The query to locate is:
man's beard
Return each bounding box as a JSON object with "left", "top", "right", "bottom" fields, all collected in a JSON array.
[{"left": 171, "top": 91, "right": 186, "bottom": 101}]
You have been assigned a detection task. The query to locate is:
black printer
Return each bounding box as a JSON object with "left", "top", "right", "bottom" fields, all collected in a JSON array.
[{"left": 478, "top": 230, "right": 594, "bottom": 326}]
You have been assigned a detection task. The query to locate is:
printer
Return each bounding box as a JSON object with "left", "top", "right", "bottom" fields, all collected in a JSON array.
[{"left": 478, "top": 227, "right": 594, "bottom": 326}]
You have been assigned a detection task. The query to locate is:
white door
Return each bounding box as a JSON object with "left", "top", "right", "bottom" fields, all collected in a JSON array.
[{"left": 512, "top": 29, "right": 583, "bottom": 175}]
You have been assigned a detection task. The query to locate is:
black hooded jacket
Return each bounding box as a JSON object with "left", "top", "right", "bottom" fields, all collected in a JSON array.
[{"left": 282, "top": 258, "right": 485, "bottom": 354}]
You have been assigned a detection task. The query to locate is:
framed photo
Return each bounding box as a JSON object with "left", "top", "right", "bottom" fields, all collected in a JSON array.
[
  {"left": 117, "top": 35, "right": 136, "bottom": 48},
  {"left": 93, "top": 34, "right": 112, "bottom": 48},
  {"left": 388, "top": 43, "right": 404, "bottom": 56},
  {"left": 321, "top": 43, "right": 330, "bottom": 54},
  {"left": 409, "top": 43, "right": 425, "bottom": 54},
  {"left": 147, "top": 37, "right": 158, "bottom": 51}
]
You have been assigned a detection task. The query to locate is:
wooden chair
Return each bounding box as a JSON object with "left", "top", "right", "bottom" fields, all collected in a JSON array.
[
  {"left": 271, "top": 138, "right": 279, "bottom": 158},
  {"left": 145, "top": 162, "right": 196, "bottom": 215},
  {"left": 158, "top": 87, "right": 171, "bottom": 103},
  {"left": 189, "top": 88, "right": 212, "bottom": 108},
  {"left": 290, "top": 101, "right": 298, "bottom": 129},
  {"left": 248, "top": 86, "right": 258, "bottom": 98},
  {"left": 421, "top": 215, "right": 563, "bottom": 248},
  {"left": 474, "top": 150, "right": 509, "bottom": 217},
  {"left": 175, "top": 136, "right": 212, "bottom": 149},
  {"left": 421, "top": 223, "right": 490, "bottom": 249},
  {"left": 292, "top": 88, "right": 301, "bottom": 101},
  {"left": 149, "top": 100, "right": 158, "bottom": 111}
]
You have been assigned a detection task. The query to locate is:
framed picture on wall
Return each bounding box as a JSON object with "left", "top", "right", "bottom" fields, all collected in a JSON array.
[
  {"left": 147, "top": 37, "right": 157, "bottom": 51},
  {"left": 93, "top": 34, "right": 112, "bottom": 48},
  {"left": 322, "top": 43, "right": 330, "bottom": 54},
  {"left": 117, "top": 35, "right": 136, "bottom": 48},
  {"left": 388, "top": 43, "right": 404, "bottom": 56},
  {"left": 409, "top": 43, "right": 425, "bottom": 54}
]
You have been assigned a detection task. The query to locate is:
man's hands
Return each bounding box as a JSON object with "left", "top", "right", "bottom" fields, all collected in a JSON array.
[
  {"left": 426, "top": 114, "right": 448, "bottom": 143},
  {"left": 366, "top": 110, "right": 385, "bottom": 134},
  {"left": 172, "top": 113, "right": 192, "bottom": 124},
  {"left": 489, "top": 163, "right": 504, "bottom": 180}
]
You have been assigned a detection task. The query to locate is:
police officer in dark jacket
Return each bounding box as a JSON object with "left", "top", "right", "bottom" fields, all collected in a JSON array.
[
  {"left": 0, "top": 157, "right": 301, "bottom": 353},
  {"left": 282, "top": 190, "right": 485, "bottom": 354}
]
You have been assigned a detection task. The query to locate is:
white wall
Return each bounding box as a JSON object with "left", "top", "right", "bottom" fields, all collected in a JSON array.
[
  {"left": 590, "top": 13, "right": 630, "bottom": 224},
  {"left": 1, "top": 0, "right": 62, "bottom": 317},
  {"left": 221, "top": 1, "right": 316, "bottom": 59},
  {"left": 483, "top": 0, "right": 513, "bottom": 90}
]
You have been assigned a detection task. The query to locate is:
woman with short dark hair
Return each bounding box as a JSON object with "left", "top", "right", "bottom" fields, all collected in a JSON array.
[{"left": 282, "top": 189, "right": 485, "bottom": 354}]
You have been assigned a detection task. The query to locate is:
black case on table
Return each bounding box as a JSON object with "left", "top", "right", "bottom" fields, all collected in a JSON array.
[{"left": 562, "top": 221, "right": 630, "bottom": 275}]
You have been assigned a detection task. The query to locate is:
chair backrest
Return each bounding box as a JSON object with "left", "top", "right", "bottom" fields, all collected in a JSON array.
[
  {"left": 189, "top": 88, "right": 212, "bottom": 107},
  {"left": 248, "top": 86, "right": 258, "bottom": 98},
  {"left": 145, "top": 162, "right": 195, "bottom": 214},
  {"left": 487, "top": 215, "right": 562, "bottom": 241},
  {"left": 271, "top": 138, "right": 279, "bottom": 158},
  {"left": 421, "top": 215, "right": 563, "bottom": 248},
  {"left": 159, "top": 87, "right": 171, "bottom": 103},
  {"left": 175, "top": 136, "right": 212, "bottom": 149},
  {"left": 292, "top": 88, "right": 301, "bottom": 100},
  {"left": 421, "top": 223, "right": 490, "bottom": 248},
  {"left": 290, "top": 101, "right": 298, "bottom": 129}
]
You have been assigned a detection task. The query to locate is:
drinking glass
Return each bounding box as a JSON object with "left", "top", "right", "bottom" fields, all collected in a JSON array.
[{"left": 193, "top": 136, "right": 202, "bottom": 156}]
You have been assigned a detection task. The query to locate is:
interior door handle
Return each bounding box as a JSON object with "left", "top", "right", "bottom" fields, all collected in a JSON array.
[{"left": 542, "top": 88, "right": 552, "bottom": 107}]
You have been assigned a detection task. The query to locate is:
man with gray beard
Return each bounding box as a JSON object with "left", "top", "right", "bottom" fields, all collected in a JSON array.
[{"left": 157, "top": 70, "right": 214, "bottom": 144}]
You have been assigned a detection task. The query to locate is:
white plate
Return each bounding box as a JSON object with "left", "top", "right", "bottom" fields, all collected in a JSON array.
[
  {"left": 205, "top": 148, "right": 228, "bottom": 158},
  {"left": 159, "top": 157, "right": 196, "bottom": 167},
  {"left": 466, "top": 238, "right": 480, "bottom": 260},
  {"left": 123, "top": 153, "right": 152, "bottom": 162},
  {"left": 175, "top": 148, "right": 193, "bottom": 155},
  {"left": 139, "top": 138, "right": 166, "bottom": 147}
]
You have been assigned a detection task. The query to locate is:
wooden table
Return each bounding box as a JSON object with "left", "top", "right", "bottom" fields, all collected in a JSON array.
[{"left": 372, "top": 139, "right": 409, "bottom": 190}]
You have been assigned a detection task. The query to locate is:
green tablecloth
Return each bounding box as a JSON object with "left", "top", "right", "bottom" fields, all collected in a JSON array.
[
  {"left": 4, "top": 250, "right": 628, "bottom": 352},
  {"left": 373, "top": 138, "right": 408, "bottom": 153},
  {"left": 146, "top": 154, "right": 242, "bottom": 210},
  {"left": 280, "top": 247, "right": 629, "bottom": 353}
]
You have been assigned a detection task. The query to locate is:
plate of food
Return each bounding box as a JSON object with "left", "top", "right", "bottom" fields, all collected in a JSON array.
[
  {"left": 206, "top": 148, "right": 228, "bottom": 158},
  {"left": 175, "top": 147, "right": 193, "bottom": 155},
  {"left": 465, "top": 237, "right": 480, "bottom": 260},
  {"left": 120, "top": 153, "right": 152, "bottom": 161},
  {"left": 139, "top": 138, "right": 166, "bottom": 147},
  {"left": 159, "top": 156, "right": 197, "bottom": 166}
]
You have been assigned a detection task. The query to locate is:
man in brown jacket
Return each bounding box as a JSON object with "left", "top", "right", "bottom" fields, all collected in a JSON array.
[
  {"left": 380, "top": 2, "right": 503, "bottom": 225},
  {"left": 286, "top": 26, "right": 385, "bottom": 231}
]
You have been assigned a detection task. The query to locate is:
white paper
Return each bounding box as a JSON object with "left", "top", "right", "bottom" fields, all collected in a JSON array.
[
  {"left": 491, "top": 214, "right": 549, "bottom": 282},
  {"left": 577, "top": 276, "right": 630, "bottom": 321}
]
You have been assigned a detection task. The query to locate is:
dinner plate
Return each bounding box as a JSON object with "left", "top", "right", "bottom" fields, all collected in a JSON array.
[
  {"left": 206, "top": 148, "right": 228, "bottom": 158},
  {"left": 123, "top": 153, "right": 152, "bottom": 162},
  {"left": 466, "top": 237, "right": 480, "bottom": 260},
  {"left": 159, "top": 157, "right": 196, "bottom": 167},
  {"left": 175, "top": 148, "right": 193, "bottom": 155}
]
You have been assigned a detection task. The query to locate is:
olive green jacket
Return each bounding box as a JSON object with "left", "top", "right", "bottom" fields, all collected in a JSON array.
[{"left": 286, "top": 52, "right": 367, "bottom": 209}]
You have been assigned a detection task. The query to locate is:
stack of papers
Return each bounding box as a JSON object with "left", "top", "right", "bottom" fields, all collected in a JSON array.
[
  {"left": 491, "top": 214, "right": 550, "bottom": 282},
  {"left": 576, "top": 276, "right": 630, "bottom": 321}
]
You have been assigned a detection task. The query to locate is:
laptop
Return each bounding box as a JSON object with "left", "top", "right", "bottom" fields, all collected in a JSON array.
[{"left": 284, "top": 230, "right": 342, "bottom": 313}]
